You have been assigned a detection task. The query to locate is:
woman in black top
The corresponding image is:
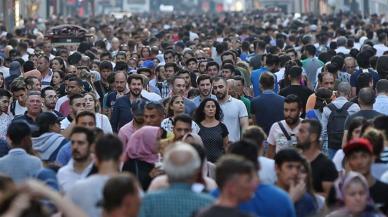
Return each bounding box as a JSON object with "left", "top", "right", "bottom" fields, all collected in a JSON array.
[{"left": 195, "top": 98, "right": 228, "bottom": 163}]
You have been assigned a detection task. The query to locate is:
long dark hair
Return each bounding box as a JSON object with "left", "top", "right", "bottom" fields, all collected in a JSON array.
[
  {"left": 194, "top": 98, "right": 223, "bottom": 123},
  {"left": 346, "top": 117, "right": 367, "bottom": 143}
]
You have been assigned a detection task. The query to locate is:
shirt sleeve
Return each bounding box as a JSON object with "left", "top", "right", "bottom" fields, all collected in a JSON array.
[
  {"left": 221, "top": 123, "right": 229, "bottom": 138},
  {"left": 237, "top": 100, "right": 248, "bottom": 118},
  {"left": 267, "top": 123, "right": 278, "bottom": 146},
  {"left": 322, "top": 159, "right": 338, "bottom": 182}
]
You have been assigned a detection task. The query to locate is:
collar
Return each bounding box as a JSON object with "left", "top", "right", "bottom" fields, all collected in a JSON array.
[
  {"left": 9, "top": 148, "right": 27, "bottom": 154},
  {"left": 169, "top": 183, "right": 192, "bottom": 190},
  {"left": 262, "top": 90, "right": 275, "bottom": 94}
]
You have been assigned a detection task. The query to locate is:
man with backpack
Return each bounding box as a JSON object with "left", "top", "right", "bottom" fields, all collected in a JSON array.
[{"left": 321, "top": 82, "right": 360, "bottom": 159}]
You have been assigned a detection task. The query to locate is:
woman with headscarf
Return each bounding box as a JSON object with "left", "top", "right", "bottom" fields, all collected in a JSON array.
[
  {"left": 122, "top": 126, "right": 162, "bottom": 190},
  {"left": 32, "top": 112, "right": 69, "bottom": 163},
  {"left": 326, "top": 171, "right": 384, "bottom": 217}
]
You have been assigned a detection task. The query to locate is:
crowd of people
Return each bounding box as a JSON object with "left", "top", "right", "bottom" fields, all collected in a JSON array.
[{"left": 0, "top": 9, "right": 388, "bottom": 217}]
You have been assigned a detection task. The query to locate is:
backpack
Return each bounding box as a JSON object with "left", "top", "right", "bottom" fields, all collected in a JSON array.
[{"left": 327, "top": 101, "right": 353, "bottom": 150}]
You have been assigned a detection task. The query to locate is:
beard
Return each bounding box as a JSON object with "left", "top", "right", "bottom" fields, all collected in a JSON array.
[
  {"left": 285, "top": 117, "right": 299, "bottom": 126},
  {"left": 215, "top": 92, "right": 226, "bottom": 100},
  {"left": 131, "top": 89, "right": 141, "bottom": 97}
]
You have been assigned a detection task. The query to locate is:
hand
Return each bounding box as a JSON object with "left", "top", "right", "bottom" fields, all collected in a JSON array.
[
  {"left": 4, "top": 193, "right": 31, "bottom": 217},
  {"left": 288, "top": 179, "right": 306, "bottom": 202},
  {"left": 149, "top": 167, "right": 164, "bottom": 178},
  {"left": 21, "top": 179, "right": 56, "bottom": 199}
]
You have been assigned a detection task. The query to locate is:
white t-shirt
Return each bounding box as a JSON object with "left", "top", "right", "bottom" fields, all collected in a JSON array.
[
  {"left": 258, "top": 156, "right": 277, "bottom": 184},
  {"left": 267, "top": 119, "right": 301, "bottom": 152},
  {"left": 95, "top": 113, "right": 113, "bottom": 133},
  {"left": 57, "top": 159, "right": 94, "bottom": 193},
  {"left": 219, "top": 96, "right": 248, "bottom": 142},
  {"left": 14, "top": 101, "right": 27, "bottom": 116}
]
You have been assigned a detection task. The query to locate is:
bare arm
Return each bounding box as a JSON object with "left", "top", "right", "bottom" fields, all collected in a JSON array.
[
  {"left": 240, "top": 116, "right": 249, "bottom": 133},
  {"left": 223, "top": 136, "right": 229, "bottom": 152},
  {"left": 266, "top": 144, "right": 276, "bottom": 159},
  {"left": 321, "top": 181, "right": 334, "bottom": 198}
]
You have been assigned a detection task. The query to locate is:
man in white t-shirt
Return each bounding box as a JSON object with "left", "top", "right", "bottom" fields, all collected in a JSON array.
[
  {"left": 267, "top": 94, "right": 303, "bottom": 159},
  {"left": 213, "top": 77, "right": 248, "bottom": 142}
]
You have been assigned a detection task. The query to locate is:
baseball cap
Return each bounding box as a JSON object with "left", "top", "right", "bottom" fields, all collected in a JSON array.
[
  {"left": 141, "top": 60, "right": 155, "bottom": 69},
  {"left": 343, "top": 138, "right": 373, "bottom": 156}
]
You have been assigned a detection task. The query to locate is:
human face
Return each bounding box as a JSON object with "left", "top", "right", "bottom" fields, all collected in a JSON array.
[
  {"left": 43, "top": 90, "right": 57, "bottom": 110},
  {"left": 287, "top": 52, "right": 296, "bottom": 61},
  {"left": 222, "top": 69, "right": 233, "bottom": 79},
  {"left": 171, "top": 97, "right": 185, "bottom": 115},
  {"left": 37, "top": 57, "right": 49, "bottom": 73},
  {"left": 321, "top": 74, "right": 335, "bottom": 90},
  {"left": 67, "top": 65, "right": 77, "bottom": 75},
  {"left": 30, "top": 55, "right": 39, "bottom": 67},
  {"left": 345, "top": 60, "right": 357, "bottom": 74},
  {"left": 31, "top": 78, "right": 41, "bottom": 90},
  {"left": 213, "top": 80, "right": 227, "bottom": 101},
  {"left": 297, "top": 123, "right": 312, "bottom": 150},
  {"left": 13, "top": 89, "right": 27, "bottom": 106},
  {"left": 234, "top": 80, "right": 244, "bottom": 96},
  {"left": 26, "top": 95, "right": 42, "bottom": 115},
  {"left": 144, "top": 108, "right": 164, "bottom": 126},
  {"left": 222, "top": 54, "right": 234, "bottom": 64},
  {"left": 71, "top": 133, "right": 91, "bottom": 162},
  {"left": 52, "top": 72, "right": 62, "bottom": 86},
  {"left": 129, "top": 79, "right": 143, "bottom": 97},
  {"left": 157, "top": 66, "right": 166, "bottom": 80},
  {"left": 204, "top": 100, "right": 216, "bottom": 118},
  {"left": 115, "top": 73, "right": 127, "bottom": 93},
  {"left": 164, "top": 54, "right": 175, "bottom": 63},
  {"left": 178, "top": 73, "right": 191, "bottom": 87},
  {"left": 0, "top": 96, "right": 10, "bottom": 113},
  {"left": 71, "top": 98, "right": 85, "bottom": 116},
  {"left": 141, "top": 48, "right": 150, "bottom": 58},
  {"left": 207, "top": 65, "right": 219, "bottom": 77},
  {"left": 173, "top": 120, "right": 192, "bottom": 141},
  {"left": 198, "top": 79, "right": 212, "bottom": 97},
  {"left": 343, "top": 181, "right": 369, "bottom": 215},
  {"left": 276, "top": 161, "right": 301, "bottom": 189},
  {"left": 77, "top": 115, "right": 96, "bottom": 129},
  {"left": 51, "top": 59, "right": 62, "bottom": 72},
  {"left": 187, "top": 61, "right": 197, "bottom": 72},
  {"left": 84, "top": 94, "right": 96, "bottom": 112},
  {"left": 347, "top": 151, "right": 372, "bottom": 176},
  {"left": 199, "top": 62, "right": 207, "bottom": 74},
  {"left": 351, "top": 126, "right": 362, "bottom": 140},
  {"left": 173, "top": 78, "right": 186, "bottom": 97},
  {"left": 234, "top": 172, "right": 259, "bottom": 202},
  {"left": 100, "top": 69, "right": 112, "bottom": 81},
  {"left": 165, "top": 66, "right": 175, "bottom": 78},
  {"left": 67, "top": 81, "right": 82, "bottom": 96},
  {"left": 116, "top": 54, "right": 126, "bottom": 63},
  {"left": 284, "top": 102, "right": 300, "bottom": 126}
]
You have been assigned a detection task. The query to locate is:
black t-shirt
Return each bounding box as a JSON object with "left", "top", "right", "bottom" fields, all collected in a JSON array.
[
  {"left": 279, "top": 85, "right": 313, "bottom": 117},
  {"left": 344, "top": 110, "right": 383, "bottom": 130},
  {"left": 370, "top": 180, "right": 388, "bottom": 214},
  {"left": 311, "top": 153, "right": 338, "bottom": 193},
  {"left": 195, "top": 205, "right": 253, "bottom": 217}
]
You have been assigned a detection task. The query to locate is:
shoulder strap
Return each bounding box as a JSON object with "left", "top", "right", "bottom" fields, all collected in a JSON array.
[
  {"left": 341, "top": 101, "right": 353, "bottom": 111},
  {"left": 278, "top": 121, "right": 291, "bottom": 141},
  {"left": 327, "top": 103, "right": 337, "bottom": 112}
]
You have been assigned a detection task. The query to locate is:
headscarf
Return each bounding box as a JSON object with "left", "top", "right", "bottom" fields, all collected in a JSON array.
[
  {"left": 126, "top": 126, "right": 160, "bottom": 164},
  {"left": 334, "top": 171, "right": 370, "bottom": 202}
]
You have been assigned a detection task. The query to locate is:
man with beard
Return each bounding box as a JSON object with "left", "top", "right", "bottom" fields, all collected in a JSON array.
[
  {"left": 297, "top": 119, "right": 338, "bottom": 197},
  {"left": 212, "top": 77, "right": 248, "bottom": 142},
  {"left": 267, "top": 94, "right": 302, "bottom": 159},
  {"left": 37, "top": 55, "right": 53, "bottom": 88},
  {"left": 192, "top": 75, "right": 216, "bottom": 107},
  {"left": 110, "top": 74, "right": 148, "bottom": 133},
  {"left": 55, "top": 76, "right": 84, "bottom": 117},
  {"left": 104, "top": 71, "right": 129, "bottom": 118},
  {"left": 41, "top": 86, "right": 63, "bottom": 118},
  {"left": 57, "top": 127, "right": 94, "bottom": 193}
]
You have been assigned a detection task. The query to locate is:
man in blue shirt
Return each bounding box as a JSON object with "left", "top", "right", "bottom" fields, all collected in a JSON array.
[
  {"left": 251, "top": 54, "right": 279, "bottom": 97},
  {"left": 251, "top": 72, "right": 284, "bottom": 134}
]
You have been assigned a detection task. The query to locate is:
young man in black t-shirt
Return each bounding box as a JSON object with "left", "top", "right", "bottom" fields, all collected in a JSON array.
[{"left": 297, "top": 119, "right": 338, "bottom": 197}]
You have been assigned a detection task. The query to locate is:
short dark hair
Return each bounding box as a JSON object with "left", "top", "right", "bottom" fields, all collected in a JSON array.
[
  {"left": 374, "top": 116, "right": 388, "bottom": 139},
  {"left": 99, "top": 61, "right": 113, "bottom": 71},
  {"left": 358, "top": 87, "right": 375, "bottom": 106},
  {"left": 284, "top": 94, "right": 302, "bottom": 109},
  {"left": 70, "top": 126, "right": 95, "bottom": 145},
  {"left": 144, "top": 101, "right": 165, "bottom": 115},
  {"left": 259, "top": 72, "right": 275, "bottom": 90},
  {"left": 301, "top": 119, "right": 322, "bottom": 141},
  {"left": 127, "top": 74, "right": 144, "bottom": 85},
  {"left": 164, "top": 63, "right": 179, "bottom": 73},
  {"left": 196, "top": 74, "right": 211, "bottom": 86},
  {"left": 68, "top": 77, "right": 83, "bottom": 87},
  {"left": 215, "top": 154, "right": 255, "bottom": 189},
  {"left": 242, "top": 126, "right": 267, "bottom": 149},
  {"left": 95, "top": 134, "right": 123, "bottom": 162},
  {"left": 0, "top": 89, "right": 11, "bottom": 98},
  {"left": 7, "top": 121, "right": 31, "bottom": 146},
  {"left": 274, "top": 148, "right": 303, "bottom": 166},
  {"left": 289, "top": 66, "right": 302, "bottom": 79},
  {"left": 69, "top": 93, "right": 84, "bottom": 105},
  {"left": 376, "top": 79, "right": 388, "bottom": 94},
  {"left": 304, "top": 44, "right": 317, "bottom": 56},
  {"left": 173, "top": 114, "right": 192, "bottom": 126},
  {"left": 206, "top": 61, "right": 220, "bottom": 71},
  {"left": 75, "top": 110, "right": 96, "bottom": 124},
  {"left": 102, "top": 173, "right": 139, "bottom": 212},
  {"left": 228, "top": 140, "right": 259, "bottom": 170},
  {"left": 41, "top": 86, "right": 55, "bottom": 98},
  {"left": 194, "top": 98, "right": 223, "bottom": 122}
]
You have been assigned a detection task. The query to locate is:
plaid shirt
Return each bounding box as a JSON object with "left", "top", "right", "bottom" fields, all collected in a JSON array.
[{"left": 139, "top": 183, "right": 214, "bottom": 217}]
